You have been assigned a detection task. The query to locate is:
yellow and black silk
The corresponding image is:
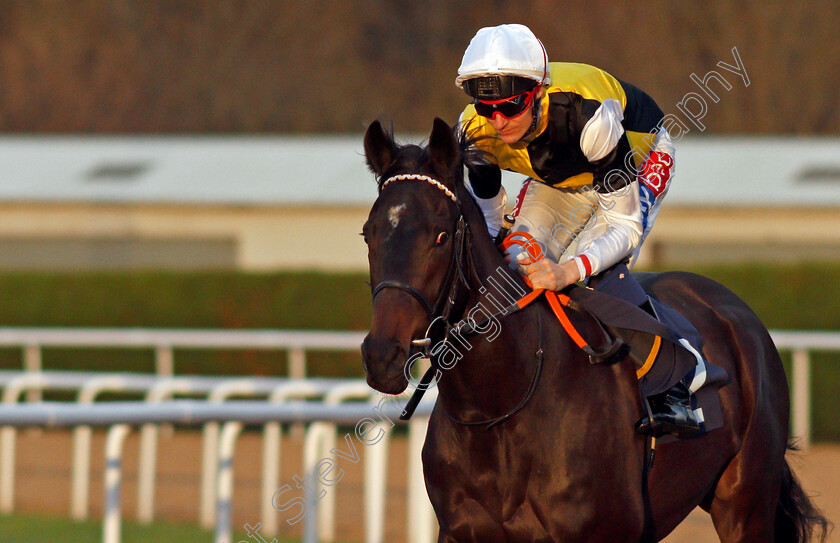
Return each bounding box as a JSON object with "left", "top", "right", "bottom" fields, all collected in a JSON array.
[{"left": 461, "top": 62, "right": 664, "bottom": 193}]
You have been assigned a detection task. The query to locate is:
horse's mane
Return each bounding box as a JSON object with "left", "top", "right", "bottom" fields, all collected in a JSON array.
[{"left": 457, "top": 119, "right": 496, "bottom": 174}]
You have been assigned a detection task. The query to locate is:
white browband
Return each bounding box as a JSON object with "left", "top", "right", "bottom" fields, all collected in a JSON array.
[{"left": 381, "top": 174, "right": 458, "bottom": 203}]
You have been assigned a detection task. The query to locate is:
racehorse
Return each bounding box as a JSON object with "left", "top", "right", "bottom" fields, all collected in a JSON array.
[{"left": 360, "top": 117, "right": 829, "bottom": 542}]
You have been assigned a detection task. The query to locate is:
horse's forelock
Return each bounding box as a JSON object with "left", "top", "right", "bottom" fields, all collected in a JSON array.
[
  {"left": 372, "top": 121, "right": 491, "bottom": 204},
  {"left": 373, "top": 144, "right": 430, "bottom": 190}
]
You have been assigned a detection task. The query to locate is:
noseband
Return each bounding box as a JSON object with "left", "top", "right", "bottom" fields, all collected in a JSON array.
[{"left": 371, "top": 174, "right": 469, "bottom": 324}]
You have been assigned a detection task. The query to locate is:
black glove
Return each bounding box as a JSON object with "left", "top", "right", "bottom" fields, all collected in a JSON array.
[{"left": 467, "top": 162, "right": 502, "bottom": 199}]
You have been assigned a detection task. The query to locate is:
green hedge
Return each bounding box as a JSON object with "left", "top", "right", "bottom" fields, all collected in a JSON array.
[
  {"left": 2, "top": 263, "right": 839, "bottom": 330},
  {"left": 685, "top": 262, "right": 840, "bottom": 330},
  {"left": 0, "top": 271, "right": 373, "bottom": 377},
  {"left": 0, "top": 271, "right": 371, "bottom": 329},
  {"left": 2, "top": 263, "right": 838, "bottom": 330},
  {"left": 0, "top": 264, "right": 837, "bottom": 440}
]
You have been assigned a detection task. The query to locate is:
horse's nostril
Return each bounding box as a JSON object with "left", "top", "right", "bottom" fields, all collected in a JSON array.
[
  {"left": 361, "top": 336, "right": 373, "bottom": 365},
  {"left": 361, "top": 335, "right": 407, "bottom": 373},
  {"left": 389, "top": 340, "right": 407, "bottom": 360}
]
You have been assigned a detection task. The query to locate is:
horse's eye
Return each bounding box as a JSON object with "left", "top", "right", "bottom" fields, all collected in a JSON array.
[{"left": 436, "top": 231, "right": 450, "bottom": 246}]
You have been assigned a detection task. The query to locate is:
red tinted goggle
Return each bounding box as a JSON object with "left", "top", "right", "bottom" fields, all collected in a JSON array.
[{"left": 474, "top": 87, "right": 538, "bottom": 119}]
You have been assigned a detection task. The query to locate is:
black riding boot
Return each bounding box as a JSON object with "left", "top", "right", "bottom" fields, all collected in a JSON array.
[{"left": 635, "top": 381, "right": 702, "bottom": 438}]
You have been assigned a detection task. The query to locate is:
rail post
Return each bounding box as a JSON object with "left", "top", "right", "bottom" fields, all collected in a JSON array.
[
  {"left": 137, "top": 379, "right": 197, "bottom": 523},
  {"left": 102, "top": 424, "right": 131, "bottom": 543},
  {"left": 288, "top": 347, "right": 307, "bottom": 438},
  {"left": 23, "top": 345, "right": 41, "bottom": 402},
  {"left": 154, "top": 346, "right": 174, "bottom": 378},
  {"left": 0, "top": 373, "right": 48, "bottom": 513},
  {"left": 315, "top": 383, "right": 374, "bottom": 542},
  {"left": 73, "top": 376, "right": 132, "bottom": 520},
  {"left": 792, "top": 348, "right": 811, "bottom": 448},
  {"left": 261, "top": 381, "right": 327, "bottom": 537},
  {"left": 302, "top": 422, "right": 332, "bottom": 543},
  {"left": 200, "top": 379, "right": 260, "bottom": 529},
  {"left": 200, "top": 428, "right": 219, "bottom": 527},
  {"left": 364, "top": 420, "right": 392, "bottom": 543},
  {"left": 0, "top": 425, "right": 14, "bottom": 513},
  {"left": 154, "top": 346, "right": 176, "bottom": 439},
  {"left": 214, "top": 421, "right": 243, "bottom": 543},
  {"left": 72, "top": 425, "right": 93, "bottom": 520},
  {"left": 288, "top": 347, "right": 306, "bottom": 380},
  {"left": 408, "top": 416, "right": 436, "bottom": 543}
]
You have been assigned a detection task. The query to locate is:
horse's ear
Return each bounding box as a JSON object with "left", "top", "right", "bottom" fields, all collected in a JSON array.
[
  {"left": 428, "top": 117, "right": 459, "bottom": 180},
  {"left": 364, "top": 120, "right": 398, "bottom": 176}
]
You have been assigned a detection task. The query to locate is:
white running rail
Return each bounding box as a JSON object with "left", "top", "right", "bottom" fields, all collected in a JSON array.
[
  {"left": 0, "top": 325, "right": 832, "bottom": 446},
  {"left": 0, "top": 326, "right": 834, "bottom": 539},
  {"left": 0, "top": 399, "right": 437, "bottom": 543},
  {"left": 769, "top": 330, "right": 840, "bottom": 448},
  {"left": 0, "top": 327, "right": 367, "bottom": 379}
]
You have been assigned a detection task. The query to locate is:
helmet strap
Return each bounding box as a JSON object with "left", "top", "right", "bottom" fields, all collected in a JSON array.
[
  {"left": 518, "top": 88, "right": 542, "bottom": 142},
  {"left": 518, "top": 39, "right": 548, "bottom": 142},
  {"left": 518, "top": 40, "right": 549, "bottom": 142}
]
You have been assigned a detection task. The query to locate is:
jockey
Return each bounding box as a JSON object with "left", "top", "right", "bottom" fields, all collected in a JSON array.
[{"left": 456, "top": 24, "right": 700, "bottom": 438}]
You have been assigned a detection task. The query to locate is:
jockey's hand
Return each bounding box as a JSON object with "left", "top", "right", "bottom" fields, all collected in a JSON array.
[{"left": 517, "top": 253, "right": 582, "bottom": 291}]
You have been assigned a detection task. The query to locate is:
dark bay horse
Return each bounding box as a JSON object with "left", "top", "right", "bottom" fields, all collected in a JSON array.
[{"left": 360, "top": 117, "right": 829, "bottom": 542}]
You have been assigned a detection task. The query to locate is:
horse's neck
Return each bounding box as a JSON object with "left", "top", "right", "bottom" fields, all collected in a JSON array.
[{"left": 434, "top": 229, "right": 547, "bottom": 421}]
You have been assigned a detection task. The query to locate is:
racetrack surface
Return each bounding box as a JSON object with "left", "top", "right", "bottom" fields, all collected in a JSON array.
[{"left": 13, "top": 430, "right": 838, "bottom": 542}]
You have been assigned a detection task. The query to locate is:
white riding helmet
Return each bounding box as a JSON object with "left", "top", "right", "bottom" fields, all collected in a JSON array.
[{"left": 455, "top": 24, "right": 550, "bottom": 99}]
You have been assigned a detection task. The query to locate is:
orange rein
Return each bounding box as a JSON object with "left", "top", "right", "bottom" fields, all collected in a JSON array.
[{"left": 499, "top": 232, "right": 590, "bottom": 351}]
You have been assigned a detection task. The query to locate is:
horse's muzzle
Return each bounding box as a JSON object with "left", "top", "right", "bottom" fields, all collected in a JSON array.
[{"left": 361, "top": 334, "right": 410, "bottom": 394}]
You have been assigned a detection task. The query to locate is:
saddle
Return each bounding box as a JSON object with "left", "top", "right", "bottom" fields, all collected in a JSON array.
[
  {"left": 556, "top": 276, "right": 730, "bottom": 440},
  {"left": 501, "top": 232, "right": 693, "bottom": 395},
  {"left": 401, "top": 233, "right": 728, "bottom": 438},
  {"left": 502, "top": 232, "right": 728, "bottom": 437},
  {"left": 559, "top": 284, "right": 692, "bottom": 396}
]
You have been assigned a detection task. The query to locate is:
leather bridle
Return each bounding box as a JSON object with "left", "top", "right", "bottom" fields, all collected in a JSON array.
[
  {"left": 371, "top": 172, "right": 625, "bottom": 430},
  {"left": 370, "top": 174, "right": 470, "bottom": 330},
  {"left": 368, "top": 173, "right": 625, "bottom": 430},
  {"left": 369, "top": 173, "right": 545, "bottom": 429}
]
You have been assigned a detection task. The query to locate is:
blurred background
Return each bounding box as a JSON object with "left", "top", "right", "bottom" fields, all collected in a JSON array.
[{"left": 0, "top": 1, "right": 838, "bottom": 542}]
